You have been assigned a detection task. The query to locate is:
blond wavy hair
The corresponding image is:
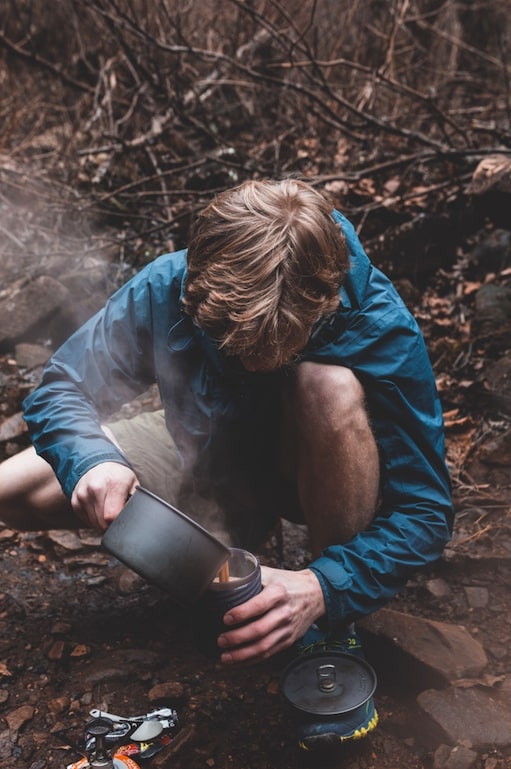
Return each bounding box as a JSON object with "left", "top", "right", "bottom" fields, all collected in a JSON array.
[{"left": 183, "top": 179, "right": 349, "bottom": 370}]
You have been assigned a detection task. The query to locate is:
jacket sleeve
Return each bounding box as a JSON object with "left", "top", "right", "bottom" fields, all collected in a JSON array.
[
  {"left": 22, "top": 262, "right": 164, "bottom": 499},
  {"left": 307, "top": 274, "right": 453, "bottom": 629}
]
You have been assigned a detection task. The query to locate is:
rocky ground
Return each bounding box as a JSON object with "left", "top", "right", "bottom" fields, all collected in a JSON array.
[
  {"left": 0, "top": 507, "right": 510, "bottom": 769},
  {"left": 1, "top": 160, "right": 511, "bottom": 769}
]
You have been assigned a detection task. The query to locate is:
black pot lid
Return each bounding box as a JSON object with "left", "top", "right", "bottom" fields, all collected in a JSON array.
[{"left": 280, "top": 651, "right": 377, "bottom": 715}]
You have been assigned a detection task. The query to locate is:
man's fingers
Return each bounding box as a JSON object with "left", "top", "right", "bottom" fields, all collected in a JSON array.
[
  {"left": 223, "top": 582, "right": 285, "bottom": 625},
  {"left": 219, "top": 625, "right": 291, "bottom": 664},
  {"left": 70, "top": 463, "right": 138, "bottom": 529},
  {"left": 102, "top": 484, "right": 132, "bottom": 526}
]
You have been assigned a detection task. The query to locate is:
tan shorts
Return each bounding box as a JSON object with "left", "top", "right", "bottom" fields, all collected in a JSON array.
[
  {"left": 107, "top": 409, "right": 282, "bottom": 547},
  {"left": 108, "top": 410, "right": 184, "bottom": 505}
]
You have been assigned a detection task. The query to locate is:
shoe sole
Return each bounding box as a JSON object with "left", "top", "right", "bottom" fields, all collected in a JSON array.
[{"left": 298, "top": 709, "right": 379, "bottom": 751}]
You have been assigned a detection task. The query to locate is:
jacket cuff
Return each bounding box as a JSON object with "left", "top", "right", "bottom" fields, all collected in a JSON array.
[
  {"left": 60, "top": 452, "right": 132, "bottom": 499},
  {"left": 308, "top": 555, "right": 352, "bottom": 630}
]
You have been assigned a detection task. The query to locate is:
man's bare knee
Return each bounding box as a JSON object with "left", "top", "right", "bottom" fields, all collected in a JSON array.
[
  {"left": 284, "top": 361, "right": 380, "bottom": 552},
  {"left": 294, "top": 361, "right": 366, "bottom": 422}
]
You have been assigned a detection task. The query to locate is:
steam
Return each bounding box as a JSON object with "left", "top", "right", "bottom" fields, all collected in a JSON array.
[
  {"left": 0, "top": 158, "right": 237, "bottom": 546},
  {"left": 0, "top": 157, "right": 125, "bottom": 350}
]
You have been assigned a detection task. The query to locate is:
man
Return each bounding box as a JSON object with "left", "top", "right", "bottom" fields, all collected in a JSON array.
[{"left": 0, "top": 178, "right": 453, "bottom": 749}]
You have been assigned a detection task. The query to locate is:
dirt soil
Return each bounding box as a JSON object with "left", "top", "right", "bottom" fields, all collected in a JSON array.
[{"left": 1, "top": 477, "right": 510, "bottom": 769}]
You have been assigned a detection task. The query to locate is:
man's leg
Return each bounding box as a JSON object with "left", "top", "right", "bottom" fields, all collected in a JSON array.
[
  {"left": 0, "top": 411, "right": 185, "bottom": 532},
  {"left": 0, "top": 410, "right": 230, "bottom": 536},
  {"left": 280, "top": 361, "right": 380, "bottom": 556},
  {"left": 280, "top": 362, "right": 380, "bottom": 749},
  {"left": 0, "top": 447, "right": 81, "bottom": 530}
]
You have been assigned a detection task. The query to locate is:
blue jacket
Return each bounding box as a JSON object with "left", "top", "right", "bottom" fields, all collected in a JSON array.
[{"left": 23, "top": 211, "right": 453, "bottom": 629}]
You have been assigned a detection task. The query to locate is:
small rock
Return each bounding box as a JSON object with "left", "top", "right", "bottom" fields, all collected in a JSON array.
[
  {"left": 111, "top": 648, "right": 162, "bottom": 669},
  {"left": 425, "top": 578, "right": 451, "bottom": 600},
  {"left": 148, "top": 681, "right": 185, "bottom": 701},
  {"left": 6, "top": 704, "right": 35, "bottom": 731},
  {"left": 496, "top": 675, "right": 511, "bottom": 708},
  {"left": 0, "top": 529, "right": 17, "bottom": 541},
  {"left": 78, "top": 530, "right": 102, "bottom": 547},
  {"left": 433, "top": 743, "right": 478, "bottom": 769},
  {"left": 0, "top": 275, "right": 70, "bottom": 345},
  {"left": 69, "top": 699, "right": 82, "bottom": 713},
  {"left": 46, "top": 530, "right": 83, "bottom": 551},
  {"left": 464, "top": 586, "right": 489, "bottom": 608},
  {"left": 47, "top": 696, "right": 70, "bottom": 715},
  {"left": 84, "top": 666, "right": 128, "bottom": 686},
  {"left": 70, "top": 644, "right": 91, "bottom": 658},
  {"left": 0, "top": 412, "right": 27, "bottom": 442},
  {"left": 468, "top": 154, "right": 511, "bottom": 195},
  {"left": 486, "top": 642, "right": 508, "bottom": 661},
  {"left": 47, "top": 640, "right": 66, "bottom": 660},
  {"left": 469, "top": 229, "right": 511, "bottom": 273},
  {"left": 0, "top": 729, "right": 14, "bottom": 761},
  {"left": 434, "top": 744, "right": 453, "bottom": 768},
  {"left": 360, "top": 607, "right": 488, "bottom": 682},
  {"left": 14, "top": 343, "right": 51, "bottom": 369},
  {"left": 472, "top": 284, "right": 511, "bottom": 339},
  {"left": 468, "top": 155, "right": 511, "bottom": 228},
  {"left": 418, "top": 686, "right": 511, "bottom": 748},
  {"left": 116, "top": 567, "right": 146, "bottom": 594}
]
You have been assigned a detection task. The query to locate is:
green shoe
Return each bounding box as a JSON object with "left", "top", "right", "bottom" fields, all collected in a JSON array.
[
  {"left": 297, "top": 624, "right": 366, "bottom": 659},
  {"left": 298, "top": 696, "right": 378, "bottom": 750}
]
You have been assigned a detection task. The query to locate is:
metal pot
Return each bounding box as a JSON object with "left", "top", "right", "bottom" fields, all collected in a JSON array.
[
  {"left": 280, "top": 650, "right": 377, "bottom": 716},
  {"left": 102, "top": 486, "right": 230, "bottom": 606}
]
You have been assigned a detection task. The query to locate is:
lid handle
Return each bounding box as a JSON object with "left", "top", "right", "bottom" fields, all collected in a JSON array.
[{"left": 317, "top": 663, "right": 338, "bottom": 692}]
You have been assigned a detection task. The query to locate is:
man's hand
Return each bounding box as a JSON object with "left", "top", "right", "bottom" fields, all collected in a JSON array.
[
  {"left": 71, "top": 462, "right": 139, "bottom": 530},
  {"left": 217, "top": 565, "right": 326, "bottom": 665}
]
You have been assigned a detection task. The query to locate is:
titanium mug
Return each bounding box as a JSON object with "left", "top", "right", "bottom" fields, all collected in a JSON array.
[{"left": 190, "top": 547, "right": 262, "bottom": 657}]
